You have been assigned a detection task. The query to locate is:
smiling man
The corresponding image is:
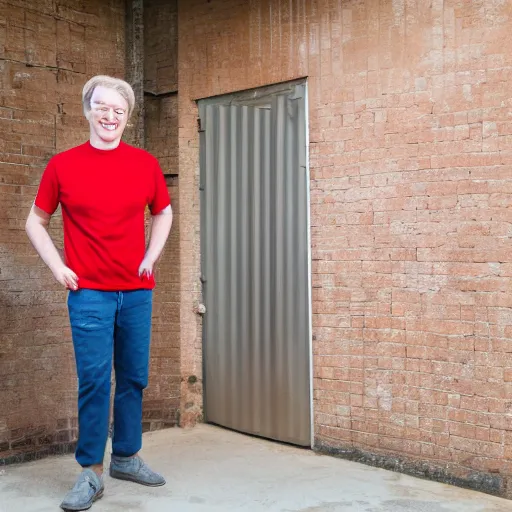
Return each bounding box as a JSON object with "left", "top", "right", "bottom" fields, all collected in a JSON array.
[{"left": 25, "top": 76, "right": 173, "bottom": 511}]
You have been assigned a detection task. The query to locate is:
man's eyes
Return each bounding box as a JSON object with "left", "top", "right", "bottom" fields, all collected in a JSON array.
[{"left": 95, "top": 107, "right": 125, "bottom": 115}]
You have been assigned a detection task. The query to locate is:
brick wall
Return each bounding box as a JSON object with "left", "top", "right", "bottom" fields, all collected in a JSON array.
[
  {"left": 178, "top": 0, "right": 512, "bottom": 496},
  {"left": 0, "top": 0, "right": 181, "bottom": 461},
  {"left": 143, "top": 0, "right": 181, "bottom": 430},
  {"left": 144, "top": 94, "right": 181, "bottom": 431},
  {"left": 144, "top": 0, "right": 201, "bottom": 428},
  {"left": 0, "top": 0, "right": 126, "bottom": 462}
]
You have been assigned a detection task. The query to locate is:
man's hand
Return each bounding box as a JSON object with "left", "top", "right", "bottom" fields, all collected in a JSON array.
[
  {"left": 52, "top": 265, "right": 79, "bottom": 290},
  {"left": 138, "top": 255, "right": 155, "bottom": 280}
]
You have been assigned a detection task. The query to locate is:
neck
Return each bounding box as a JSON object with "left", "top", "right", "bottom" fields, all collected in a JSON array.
[{"left": 89, "top": 133, "right": 122, "bottom": 151}]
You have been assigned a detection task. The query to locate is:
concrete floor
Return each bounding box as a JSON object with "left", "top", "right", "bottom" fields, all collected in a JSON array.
[{"left": 0, "top": 425, "right": 511, "bottom": 512}]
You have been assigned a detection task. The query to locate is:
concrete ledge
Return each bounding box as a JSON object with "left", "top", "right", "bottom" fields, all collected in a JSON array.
[{"left": 315, "top": 440, "right": 508, "bottom": 499}]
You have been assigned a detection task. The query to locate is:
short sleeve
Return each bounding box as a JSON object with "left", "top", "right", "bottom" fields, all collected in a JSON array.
[
  {"left": 34, "top": 158, "right": 60, "bottom": 215},
  {"left": 149, "top": 159, "right": 171, "bottom": 215}
]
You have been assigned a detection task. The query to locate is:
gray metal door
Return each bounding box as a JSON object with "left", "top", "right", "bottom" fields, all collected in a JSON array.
[{"left": 199, "top": 81, "right": 311, "bottom": 446}]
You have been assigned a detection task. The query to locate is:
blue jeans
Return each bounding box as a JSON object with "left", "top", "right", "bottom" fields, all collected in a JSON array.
[{"left": 67, "top": 289, "right": 152, "bottom": 467}]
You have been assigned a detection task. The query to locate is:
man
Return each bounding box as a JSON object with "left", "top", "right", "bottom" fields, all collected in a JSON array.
[{"left": 25, "top": 75, "right": 173, "bottom": 511}]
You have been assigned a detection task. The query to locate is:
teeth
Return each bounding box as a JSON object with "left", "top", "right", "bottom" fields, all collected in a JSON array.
[{"left": 101, "top": 123, "right": 117, "bottom": 131}]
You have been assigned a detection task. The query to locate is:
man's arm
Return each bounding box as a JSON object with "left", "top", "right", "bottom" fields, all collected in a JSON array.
[
  {"left": 25, "top": 204, "right": 78, "bottom": 290},
  {"left": 138, "top": 205, "right": 173, "bottom": 278}
]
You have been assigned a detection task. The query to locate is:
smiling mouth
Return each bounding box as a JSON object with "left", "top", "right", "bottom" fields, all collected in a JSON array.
[{"left": 101, "top": 123, "right": 117, "bottom": 131}]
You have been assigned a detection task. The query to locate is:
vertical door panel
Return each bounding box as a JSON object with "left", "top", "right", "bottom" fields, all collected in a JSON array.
[{"left": 200, "top": 82, "right": 310, "bottom": 446}]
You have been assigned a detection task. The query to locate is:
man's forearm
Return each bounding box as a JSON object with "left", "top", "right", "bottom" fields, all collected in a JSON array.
[
  {"left": 26, "top": 222, "right": 65, "bottom": 274},
  {"left": 145, "top": 206, "right": 173, "bottom": 264}
]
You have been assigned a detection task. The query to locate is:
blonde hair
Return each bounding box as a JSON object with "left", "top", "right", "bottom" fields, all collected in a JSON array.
[{"left": 82, "top": 75, "right": 135, "bottom": 117}]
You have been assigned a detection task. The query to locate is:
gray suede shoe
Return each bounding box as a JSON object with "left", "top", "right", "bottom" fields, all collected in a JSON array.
[
  {"left": 109, "top": 454, "right": 166, "bottom": 486},
  {"left": 60, "top": 469, "right": 104, "bottom": 511}
]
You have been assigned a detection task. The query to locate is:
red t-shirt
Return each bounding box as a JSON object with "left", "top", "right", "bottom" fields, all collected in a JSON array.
[{"left": 35, "top": 141, "right": 171, "bottom": 291}]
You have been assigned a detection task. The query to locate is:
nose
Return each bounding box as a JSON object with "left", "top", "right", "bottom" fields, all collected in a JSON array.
[{"left": 107, "top": 109, "right": 115, "bottom": 121}]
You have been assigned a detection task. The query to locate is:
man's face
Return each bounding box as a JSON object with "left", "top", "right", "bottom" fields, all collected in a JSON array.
[{"left": 87, "top": 86, "right": 129, "bottom": 147}]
